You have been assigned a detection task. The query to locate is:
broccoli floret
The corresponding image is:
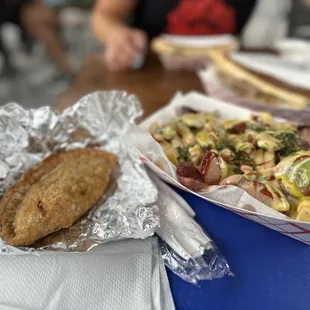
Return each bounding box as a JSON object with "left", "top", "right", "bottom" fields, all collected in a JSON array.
[
  {"left": 214, "top": 130, "right": 230, "bottom": 151},
  {"left": 177, "top": 147, "right": 191, "bottom": 162},
  {"left": 216, "top": 140, "right": 230, "bottom": 151},
  {"left": 248, "top": 122, "right": 271, "bottom": 133},
  {"left": 275, "top": 131, "right": 301, "bottom": 157}
]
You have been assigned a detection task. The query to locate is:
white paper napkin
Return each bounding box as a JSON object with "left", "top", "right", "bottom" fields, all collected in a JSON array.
[{"left": 0, "top": 238, "right": 174, "bottom": 310}]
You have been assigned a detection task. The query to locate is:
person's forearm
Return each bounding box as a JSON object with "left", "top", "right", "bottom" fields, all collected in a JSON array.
[
  {"left": 92, "top": 10, "right": 124, "bottom": 43},
  {"left": 92, "top": 0, "right": 137, "bottom": 44}
]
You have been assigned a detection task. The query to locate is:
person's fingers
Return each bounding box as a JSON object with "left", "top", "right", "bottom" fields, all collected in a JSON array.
[
  {"left": 104, "top": 48, "right": 121, "bottom": 71},
  {"left": 104, "top": 45, "right": 133, "bottom": 72},
  {"left": 113, "top": 53, "right": 132, "bottom": 71},
  {"left": 107, "top": 36, "right": 137, "bottom": 67},
  {"left": 116, "top": 42, "right": 137, "bottom": 69},
  {"left": 111, "top": 35, "right": 136, "bottom": 56},
  {"left": 103, "top": 28, "right": 146, "bottom": 72},
  {"left": 129, "top": 29, "right": 147, "bottom": 52},
  {"left": 117, "top": 40, "right": 137, "bottom": 63}
]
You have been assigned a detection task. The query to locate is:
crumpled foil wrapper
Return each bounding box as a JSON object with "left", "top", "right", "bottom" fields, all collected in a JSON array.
[{"left": 0, "top": 91, "right": 159, "bottom": 254}]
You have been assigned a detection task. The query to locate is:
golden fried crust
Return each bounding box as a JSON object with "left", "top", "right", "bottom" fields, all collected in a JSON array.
[{"left": 0, "top": 149, "right": 118, "bottom": 246}]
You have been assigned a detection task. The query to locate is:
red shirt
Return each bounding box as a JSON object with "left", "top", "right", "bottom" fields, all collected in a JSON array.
[
  {"left": 166, "top": 0, "right": 236, "bottom": 35},
  {"left": 132, "top": 0, "right": 256, "bottom": 39}
]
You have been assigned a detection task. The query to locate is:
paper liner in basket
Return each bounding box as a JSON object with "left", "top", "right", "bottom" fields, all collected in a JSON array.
[{"left": 128, "top": 92, "right": 310, "bottom": 244}]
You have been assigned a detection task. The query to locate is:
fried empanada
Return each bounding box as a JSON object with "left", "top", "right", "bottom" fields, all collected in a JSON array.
[{"left": 0, "top": 148, "right": 118, "bottom": 246}]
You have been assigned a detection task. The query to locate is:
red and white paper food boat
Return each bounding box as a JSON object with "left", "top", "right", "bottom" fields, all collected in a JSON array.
[{"left": 128, "top": 92, "right": 310, "bottom": 244}]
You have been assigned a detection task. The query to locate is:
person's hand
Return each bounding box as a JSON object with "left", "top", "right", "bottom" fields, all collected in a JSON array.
[{"left": 104, "top": 26, "right": 147, "bottom": 72}]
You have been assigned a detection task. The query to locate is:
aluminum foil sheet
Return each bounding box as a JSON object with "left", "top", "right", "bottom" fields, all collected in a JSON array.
[{"left": 0, "top": 91, "right": 159, "bottom": 254}]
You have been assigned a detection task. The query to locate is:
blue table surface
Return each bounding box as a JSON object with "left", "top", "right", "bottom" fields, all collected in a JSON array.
[{"left": 167, "top": 188, "right": 310, "bottom": 310}]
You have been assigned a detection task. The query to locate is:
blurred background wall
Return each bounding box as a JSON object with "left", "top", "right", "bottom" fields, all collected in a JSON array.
[{"left": 290, "top": 0, "right": 310, "bottom": 38}]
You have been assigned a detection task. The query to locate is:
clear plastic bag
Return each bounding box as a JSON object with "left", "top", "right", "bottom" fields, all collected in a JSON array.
[
  {"left": 160, "top": 239, "right": 232, "bottom": 284},
  {"left": 150, "top": 171, "right": 232, "bottom": 284}
]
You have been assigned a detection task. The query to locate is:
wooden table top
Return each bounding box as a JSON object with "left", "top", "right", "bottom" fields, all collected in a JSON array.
[{"left": 56, "top": 53, "right": 205, "bottom": 118}]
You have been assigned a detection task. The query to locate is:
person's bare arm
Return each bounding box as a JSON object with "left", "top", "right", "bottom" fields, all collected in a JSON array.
[
  {"left": 92, "top": 0, "right": 138, "bottom": 44},
  {"left": 92, "top": 0, "right": 147, "bottom": 71}
]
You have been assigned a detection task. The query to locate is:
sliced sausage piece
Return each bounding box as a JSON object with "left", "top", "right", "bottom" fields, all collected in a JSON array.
[
  {"left": 176, "top": 162, "right": 206, "bottom": 191},
  {"left": 200, "top": 151, "right": 222, "bottom": 185}
]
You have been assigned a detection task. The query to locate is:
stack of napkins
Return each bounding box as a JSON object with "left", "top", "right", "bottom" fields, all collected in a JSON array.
[{"left": 0, "top": 238, "right": 174, "bottom": 310}]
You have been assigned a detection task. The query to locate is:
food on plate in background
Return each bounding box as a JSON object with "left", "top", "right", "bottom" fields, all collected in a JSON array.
[
  {"left": 152, "top": 35, "right": 238, "bottom": 56},
  {"left": 0, "top": 149, "right": 118, "bottom": 246},
  {"left": 207, "top": 50, "right": 310, "bottom": 110},
  {"left": 151, "top": 35, "right": 238, "bottom": 70},
  {"left": 149, "top": 110, "right": 310, "bottom": 221}
]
